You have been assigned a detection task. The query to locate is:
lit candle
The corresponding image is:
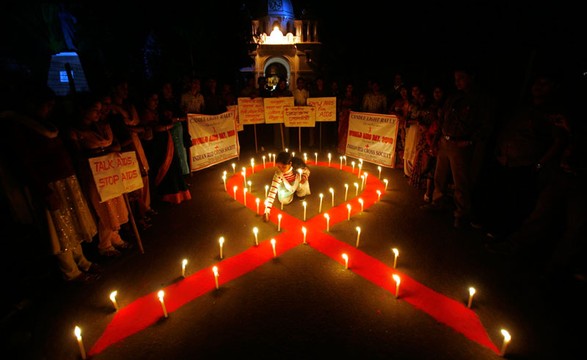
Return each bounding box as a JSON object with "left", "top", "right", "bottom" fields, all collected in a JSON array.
[
  {"left": 231, "top": 162, "right": 236, "bottom": 174},
  {"left": 277, "top": 213, "right": 282, "bottom": 231},
  {"left": 355, "top": 226, "right": 361, "bottom": 247},
  {"left": 250, "top": 158, "right": 255, "bottom": 174},
  {"left": 339, "top": 156, "right": 343, "bottom": 169},
  {"left": 303, "top": 200, "right": 307, "bottom": 221},
  {"left": 243, "top": 188, "right": 247, "bottom": 206},
  {"left": 354, "top": 182, "right": 359, "bottom": 196},
  {"left": 158, "top": 290, "right": 168, "bottom": 318},
  {"left": 383, "top": 178, "right": 389, "bottom": 191},
  {"left": 262, "top": 155, "right": 266, "bottom": 168},
  {"left": 324, "top": 213, "right": 330, "bottom": 232},
  {"left": 270, "top": 238, "right": 277, "bottom": 257},
  {"left": 343, "top": 155, "right": 347, "bottom": 166},
  {"left": 219, "top": 236, "right": 225, "bottom": 259},
  {"left": 74, "top": 326, "right": 87, "bottom": 360},
  {"left": 242, "top": 167, "right": 247, "bottom": 185},
  {"left": 392, "top": 248, "right": 399, "bottom": 268},
  {"left": 359, "top": 198, "right": 364, "bottom": 212},
  {"left": 467, "top": 287, "right": 476, "bottom": 308},
  {"left": 319, "top": 193, "right": 324, "bottom": 213},
  {"left": 357, "top": 163, "right": 362, "bottom": 178},
  {"left": 342, "top": 253, "right": 349, "bottom": 269},
  {"left": 256, "top": 198, "right": 260, "bottom": 214},
  {"left": 360, "top": 175, "right": 365, "bottom": 190},
  {"left": 392, "top": 274, "right": 401, "bottom": 298},
  {"left": 378, "top": 166, "right": 382, "bottom": 179},
  {"left": 233, "top": 185, "right": 237, "bottom": 200},
  {"left": 328, "top": 152, "right": 332, "bottom": 167},
  {"left": 377, "top": 190, "right": 381, "bottom": 201},
  {"left": 302, "top": 226, "right": 307, "bottom": 244},
  {"left": 181, "top": 258, "right": 188, "bottom": 277},
  {"left": 247, "top": 180, "right": 252, "bottom": 193},
  {"left": 347, "top": 204, "right": 351, "bottom": 221},
  {"left": 265, "top": 184, "right": 269, "bottom": 198},
  {"left": 329, "top": 187, "right": 335, "bottom": 207},
  {"left": 212, "top": 266, "right": 219, "bottom": 289},
  {"left": 314, "top": 152, "right": 318, "bottom": 164},
  {"left": 363, "top": 172, "right": 368, "bottom": 188},
  {"left": 304, "top": 153, "right": 307, "bottom": 163},
  {"left": 344, "top": 183, "right": 349, "bottom": 201},
  {"left": 291, "top": 151, "right": 295, "bottom": 157},
  {"left": 109, "top": 290, "right": 119, "bottom": 311},
  {"left": 253, "top": 227, "right": 259, "bottom": 246},
  {"left": 351, "top": 161, "right": 355, "bottom": 173},
  {"left": 500, "top": 329, "right": 511, "bottom": 356},
  {"left": 222, "top": 174, "right": 226, "bottom": 191}
]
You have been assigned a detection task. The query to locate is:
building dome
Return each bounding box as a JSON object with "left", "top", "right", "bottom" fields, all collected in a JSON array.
[{"left": 266, "top": 0, "right": 294, "bottom": 19}]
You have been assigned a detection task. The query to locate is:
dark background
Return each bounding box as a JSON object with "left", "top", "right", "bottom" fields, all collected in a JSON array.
[{"left": 1, "top": 0, "right": 585, "bottom": 100}]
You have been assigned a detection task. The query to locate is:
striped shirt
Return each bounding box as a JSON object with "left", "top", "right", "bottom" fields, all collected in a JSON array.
[{"left": 264, "top": 166, "right": 310, "bottom": 213}]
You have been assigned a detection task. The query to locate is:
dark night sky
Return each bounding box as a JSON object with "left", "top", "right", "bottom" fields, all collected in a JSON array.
[{"left": 0, "top": 0, "right": 585, "bottom": 97}]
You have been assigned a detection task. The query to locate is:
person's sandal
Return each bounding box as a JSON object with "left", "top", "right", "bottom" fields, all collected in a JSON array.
[
  {"left": 99, "top": 247, "right": 121, "bottom": 257},
  {"left": 113, "top": 241, "right": 133, "bottom": 250}
]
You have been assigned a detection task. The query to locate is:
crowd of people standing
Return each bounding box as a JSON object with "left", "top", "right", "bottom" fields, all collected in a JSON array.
[{"left": 1, "top": 63, "right": 585, "bottom": 286}]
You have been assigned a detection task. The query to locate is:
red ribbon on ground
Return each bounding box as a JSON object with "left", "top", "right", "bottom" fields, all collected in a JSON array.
[{"left": 89, "top": 162, "right": 499, "bottom": 356}]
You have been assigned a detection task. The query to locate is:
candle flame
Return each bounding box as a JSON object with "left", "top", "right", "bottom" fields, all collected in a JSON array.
[
  {"left": 501, "top": 329, "right": 511, "bottom": 342},
  {"left": 74, "top": 326, "right": 82, "bottom": 338},
  {"left": 392, "top": 274, "right": 401, "bottom": 285},
  {"left": 342, "top": 253, "right": 348, "bottom": 260},
  {"left": 356, "top": 226, "right": 361, "bottom": 234},
  {"left": 253, "top": 227, "right": 258, "bottom": 234},
  {"left": 213, "top": 266, "right": 219, "bottom": 276},
  {"left": 469, "top": 287, "right": 476, "bottom": 296},
  {"left": 302, "top": 226, "right": 306, "bottom": 234},
  {"left": 109, "top": 291, "right": 117, "bottom": 302},
  {"left": 219, "top": 237, "right": 224, "bottom": 245},
  {"left": 157, "top": 290, "right": 164, "bottom": 301},
  {"left": 392, "top": 248, "right": 399, "bottom": 256}
]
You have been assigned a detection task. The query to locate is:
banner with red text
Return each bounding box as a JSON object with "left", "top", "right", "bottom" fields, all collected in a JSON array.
[
  {"left": 284, "top": 106, "right": 316, "bottom": 127},
  {"left": 346, "top": 111, "right": 399, "bottom": 168},
  {"left": 263, "top": 97, "right": 294, "bottom": 124},
  {"left": 237, "top": 97, "right": 265, "bottom": 125},
  {"left": 307, "top": 97, "right": 337, "bottom": 122},
  {"left": 187, "top": 112, "right": 240, "bottom": 171},
  {"left": 88, "top": 151, "right": 143, "bottom": 202}
]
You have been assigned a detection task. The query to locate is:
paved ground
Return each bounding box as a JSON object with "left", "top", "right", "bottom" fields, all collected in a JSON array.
[{"left": 2, "top": 144, "right": 586, "bottom": 360}]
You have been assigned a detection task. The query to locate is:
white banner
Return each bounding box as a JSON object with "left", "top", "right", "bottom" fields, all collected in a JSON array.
[
  {"left": 187, "top": 112, "right": 240, "bottom": 171},
  {"left": 88, "top": 151, "right": 143, "bottom": 202},
  {"left": 345, "top": 111, "right": 399, "bottom": 168}
]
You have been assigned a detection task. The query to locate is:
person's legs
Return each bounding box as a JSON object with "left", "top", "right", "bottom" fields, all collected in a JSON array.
[
  {"left": 55, "top": 249, "right": 83, "bottom": 281},
  {"left": 72, "top": 245, "right": 93, "bottom": 272}
]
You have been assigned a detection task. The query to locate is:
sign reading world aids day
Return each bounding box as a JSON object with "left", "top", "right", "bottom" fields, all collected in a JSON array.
[
  {"left": 89, "top": 151, "right": 143, "bottom": 202},
  {"left": 345, "top": 111, "right": 399, "bottom": 168}
]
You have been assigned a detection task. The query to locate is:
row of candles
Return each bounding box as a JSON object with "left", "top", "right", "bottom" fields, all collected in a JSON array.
[{"left": 229, "top": 152, "right": 386, "bottom": 180}]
